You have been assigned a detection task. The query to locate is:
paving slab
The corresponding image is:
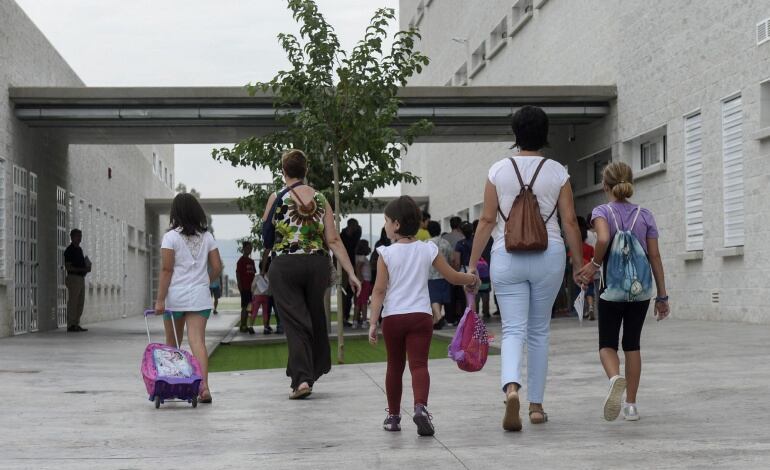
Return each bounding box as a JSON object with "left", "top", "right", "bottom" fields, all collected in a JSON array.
[{"left": 1, "top": 313, "right": 769, "bottom": 469}]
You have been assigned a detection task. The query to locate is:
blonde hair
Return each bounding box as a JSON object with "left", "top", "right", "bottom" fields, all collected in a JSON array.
[{"left": 602, "top": 161, "right": 634, "bottom": 200}]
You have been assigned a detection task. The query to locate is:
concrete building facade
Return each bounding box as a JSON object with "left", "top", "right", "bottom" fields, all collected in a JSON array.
[
  {"left": 399, "top": 0, "right": 770, "bottom": 322},
  {"left": 0, "top": 0, "right": 175, "bottom": 337}
]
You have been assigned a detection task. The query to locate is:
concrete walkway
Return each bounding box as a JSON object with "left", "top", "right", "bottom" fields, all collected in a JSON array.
[{"left": 1, "top": 313, "right": 770, "bottom": 469}]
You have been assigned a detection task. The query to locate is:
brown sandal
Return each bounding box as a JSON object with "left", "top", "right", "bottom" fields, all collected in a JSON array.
[
  {"left": 502, "top": 391, "right": 522, "bottom": 431},
  {"left": 529, "top": 408, "right": 548, "bottom": 424},
  {"left": 289, "top": 386, "right": 312, "bottom": 400}
]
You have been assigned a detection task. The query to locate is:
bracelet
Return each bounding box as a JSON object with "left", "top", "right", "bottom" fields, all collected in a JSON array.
[
  {"left": 590, "top": 258, "right": 601, "bottom": 268},
  {"left": 655, "top": 296, "right": 668, "bottom": 302}
]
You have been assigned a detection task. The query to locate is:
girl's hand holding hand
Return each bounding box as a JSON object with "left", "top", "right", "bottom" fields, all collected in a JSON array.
[
  {"left": 154, "top": 300, "right": 165, "bottom": 316},
  {"left": 368, "top": 323, "right": 378, "bottom": 345}
]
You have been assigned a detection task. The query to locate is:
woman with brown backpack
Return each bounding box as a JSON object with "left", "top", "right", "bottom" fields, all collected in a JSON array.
[{"left": 468, "top": 106, "right": 584, "bottom": 432}]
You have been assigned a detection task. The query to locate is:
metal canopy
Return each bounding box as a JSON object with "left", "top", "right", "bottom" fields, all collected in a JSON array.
[{"left": 11, "top": 86, "right": 615, "bottom": 144}]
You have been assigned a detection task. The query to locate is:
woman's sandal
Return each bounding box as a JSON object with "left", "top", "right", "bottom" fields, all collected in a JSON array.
[
  {"left": 529, "top": 408, "right": 548, "bottom": 424},
  {"left": 289, "top": 386, "right": 312, "bottom": 400},
  {"left": 502, "top": 390, "right": 522, "bottom": 432},
  {"left": 199, "top": 389, "right": 213, "bottom": 404}
]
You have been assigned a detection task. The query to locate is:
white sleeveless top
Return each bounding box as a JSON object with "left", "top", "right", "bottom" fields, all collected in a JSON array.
[
  {"left": 377, "top": 241, "right": 438, "bottom": 317},
  {"left": 487, "top": 156, "right": 570, "bottom": 253}
]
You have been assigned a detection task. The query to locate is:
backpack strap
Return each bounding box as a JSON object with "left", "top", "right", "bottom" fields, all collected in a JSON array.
[
  {"left": 528, "top": 158, "right": 548, "bottom": 187},
  {"left": 288, "top": 186, "right": 314, "bottom": 212},
  {"left": 606, "top": 204, "right": 622, "bottom": 232},
  {"left": 629, "top": 205, "right": 642, "bottom": 231}
]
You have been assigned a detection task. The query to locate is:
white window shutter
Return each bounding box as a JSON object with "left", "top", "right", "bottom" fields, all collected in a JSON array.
[
  {"left": 684, "top": 112, "right": 704, "bottom": 251},
  {"left": 722, "top": 96, "right": 745, "bottom": 247}
]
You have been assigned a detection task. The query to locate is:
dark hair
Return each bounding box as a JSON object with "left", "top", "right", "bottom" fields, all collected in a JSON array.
[
  {"left": 511, "top": 106, "right": 549, "bottom": 151},
  {"left": 169, "top": 193, "right": 208, "bottom": 236},
  {"left": 421, "top": 211, "right": 431, "bottom": 222},
  {"left": 70, "top": 229, "right": 82, "bottom": 238},
  {"left": 375, "top": 228, "right": 391, "bottom": 248},
  {"left": 259, "top": 256, "right": 272, "bottom": 273},
  {"left": 460, "top": 221, "right": 473, "bottom": 240},
  {"left": 347, "top": 218, "right": 359, "bottom": 228},
  {"left": 356, "top": 239, "right": 371, "bottom": 256},
  {"left": 427, "top": 220, "right": 442, "bottom": 237},
  {"left": 384, "top": 196, "right": 421, "bottom": 237},
  {"left": 281, "top": 149, "right": 308, "bottom": 179},
  {"left": 586, "top": 213, "right": 594, "bottom": 227},
  {"left": 242, "top": 240, "right": 253, "bottom": 249},
  {"left": 449, "top": 216, "right": 462, "bottom": 230}
]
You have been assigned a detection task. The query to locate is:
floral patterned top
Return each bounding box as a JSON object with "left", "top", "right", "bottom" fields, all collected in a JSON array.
[{"left": 272, "top": 189, "right": 329, "bottom": 256}]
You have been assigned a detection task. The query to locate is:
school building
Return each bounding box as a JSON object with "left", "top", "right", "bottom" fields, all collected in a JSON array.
[
  {"left": 399, "top": 0, "right": 770, "bottom": 322},
  {"left": 0, "top": 1, "right": 175, "bottom": 337}
]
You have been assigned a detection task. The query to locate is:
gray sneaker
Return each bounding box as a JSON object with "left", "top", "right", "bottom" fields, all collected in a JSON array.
[
  {"left": 383, "top": 413, "right": 401, "bottom": 432},
  {"left": 603, "top": 375, "right": 627, "bottom": 421},
  {"left": 623, "top": 403, "right": 640, "bottom": 421},
  {"left": 413, "top": 404, "right": 435, "bottom": 436}
]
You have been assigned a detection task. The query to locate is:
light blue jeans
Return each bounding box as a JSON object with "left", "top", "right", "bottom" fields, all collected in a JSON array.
[{"left": 491, "top": 242, "right": 565, "bottom": 403}]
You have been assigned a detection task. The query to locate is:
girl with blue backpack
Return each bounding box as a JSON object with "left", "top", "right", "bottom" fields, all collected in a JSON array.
[{"left": 577, "top": 161, "right": 670, "bottom": 422}]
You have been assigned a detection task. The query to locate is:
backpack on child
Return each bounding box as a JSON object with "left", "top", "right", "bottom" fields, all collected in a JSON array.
[
  {"left": 497, "top": 158, "right": 557, "bottom": 252},
  {"left": 599, "top": 204, "right": 654, "bottom": 303}
]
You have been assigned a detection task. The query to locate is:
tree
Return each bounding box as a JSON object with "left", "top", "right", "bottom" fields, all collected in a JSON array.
[{"left": 213, "top": 0, "right": 431, "bottom": 362}]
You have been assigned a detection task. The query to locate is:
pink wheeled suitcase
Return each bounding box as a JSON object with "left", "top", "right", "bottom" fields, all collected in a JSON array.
[{"left": 141, "top": 309, "right": 202, "bottom": 408}]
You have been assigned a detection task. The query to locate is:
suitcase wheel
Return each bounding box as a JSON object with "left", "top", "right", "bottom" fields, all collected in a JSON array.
[{"left": 154, "top": 396, "right": 161, "bottom": 409}]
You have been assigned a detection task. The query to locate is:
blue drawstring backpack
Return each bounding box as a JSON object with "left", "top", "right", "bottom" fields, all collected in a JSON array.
[{"left": 599, "top": 204, "right": 653, "bottom": 302}]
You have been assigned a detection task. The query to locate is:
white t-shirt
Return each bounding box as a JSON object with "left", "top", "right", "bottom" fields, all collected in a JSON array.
[
  {"left": 161, "top": 229, "right": 218, "bottom": 311},
  {"left": 488, "top": 156, "right": 570, "bottom": 253},
  {"left": 377, "top": 241, "right": 438, "bottom": 318}
]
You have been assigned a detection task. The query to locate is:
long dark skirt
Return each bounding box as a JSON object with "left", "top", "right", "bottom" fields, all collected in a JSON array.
[{"left": 268, "top": 253, "right": 331, "bottom": 390}]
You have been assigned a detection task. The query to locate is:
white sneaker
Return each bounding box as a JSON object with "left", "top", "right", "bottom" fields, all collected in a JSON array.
[
  {"left": 603, "top": 375, "right": 627, "bottom": 421},
  {"left": 623, "top": 403, "right": 640, "bottom": 421}
]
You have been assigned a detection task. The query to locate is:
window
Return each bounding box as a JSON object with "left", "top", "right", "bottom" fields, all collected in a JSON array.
[
  {"left": 470, "top": 42, "right": 486, "bottom": 78},
  {"left": 152, "top": 152, "right": 158, "bottom": 175},
  {"left": 169, "top": 172, "right": 173, "bottom": 187},
  {"left": 158, "top": 160, "right": 164, "bottom": 181},
  {"left": 454, "top": 63, "right": 468, "bottom": 86},
  {"left": 640, "top": 136, "right": 666, "bottom": 169},
  {"left": 722, "top": 95, "right": 745, "bottom": 247},
  {"left": 684, "top": 112, "right": 704, "bottom": 251},
  {"left": 511, "top": 0, "right": 534, "bottom": 36},
  {"left": 0, "top": 158, "right": 5, "bottom": 278},
  {"left": 164, "top": 167, "right": 169, "bottom": 185},
  {"left": 593, "top": 157, "right": 610, "bottom": 185},
  {"left": 488, "top": 17, "right": 509, "bottom": 59},
  {"left": 761, "top": 79, "right": 770, "bottom": 129},
  {"left": 758, "top": 18, "right": 770, "bottom": 46}
]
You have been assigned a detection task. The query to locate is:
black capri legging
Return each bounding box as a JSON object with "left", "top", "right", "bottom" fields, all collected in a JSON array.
[{"left": 598, "top": 299, "right": 651, "bottom": 351}]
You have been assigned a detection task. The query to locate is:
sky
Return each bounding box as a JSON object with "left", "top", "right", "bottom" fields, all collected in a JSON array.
[{"left": 15, "top": 0, "right": 399, "bottom": 240}]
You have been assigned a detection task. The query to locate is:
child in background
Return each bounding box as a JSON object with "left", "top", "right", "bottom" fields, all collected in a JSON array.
[
  {"left": 354, "top": 240, "right": 372, "bottom": 329},
  {"left": 250, "top": 257, "right": 273, "bottom": 335},
  {"left": 369, "top": 196, "right": 478, "bottom": 436}
]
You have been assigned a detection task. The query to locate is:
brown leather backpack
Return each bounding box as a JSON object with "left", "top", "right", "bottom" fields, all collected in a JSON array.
[{"left": 497, "top": 157, "right": 557, "bottom": 252}]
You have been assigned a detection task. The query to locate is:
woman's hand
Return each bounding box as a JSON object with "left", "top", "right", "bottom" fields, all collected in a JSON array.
[
  {"left": 465, "top": 269, "right": 480, "bottom": 293},
  {"left": 655, "top": 299, "right": 670, "bottom": 321},
  {"left": 154, "top": 300, "right": 165, "bottom": 316},
  {"left": 576, "top": 263, "right": 597, "bottom": 287},
  {"left": 368, "top": 323, "right": 378, "bottom": 345},
  {"left": 348, "top": 273, "right": 362, "bottom": 297}
]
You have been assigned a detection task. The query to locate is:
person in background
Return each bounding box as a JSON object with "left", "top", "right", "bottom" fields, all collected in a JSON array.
[
  {"left": 354, "top": 240, "right": 373, "bottom": 329},
  {"left": 450, "top": 222, "right": 475, "bottom": 324},
  {"left": 370, "top": 228, "right": 391, "bottom": 287},
  {"left": 209, "top": 268, "right": 222, "bottom": 315},
  {"left": 442, "top": 216, "right": 464, "bottom": 250},
  {"left": 340, "top": 218, "right": 362, "bottom": 328},
  {"left": 155, "top": 193, "right": 223, "bottom": 404},
  {"left": 64, "top": 229, "right": 91, "bottom": 332},
  {"left": 415, "top": 211, "right": 431, "bottom": 241},
  {"left": 585, "top": 214, "right": 599, "bottom": 321},
  {"left": 426, "top": 221, "right": 453, "bottom": 330},
  {"left": 473, "top": 219, "right": 495, "bottom": 319},
  {"left": 236, "top": 241, "right": 257, "bottom": 333},
  {"left": 251, "top": 257, "right": 273, "bottom": 335}
]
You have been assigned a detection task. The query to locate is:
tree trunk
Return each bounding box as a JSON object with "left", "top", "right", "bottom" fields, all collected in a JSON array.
[{"left": 332, "top": 152, "right": 345, "bottom": 364}]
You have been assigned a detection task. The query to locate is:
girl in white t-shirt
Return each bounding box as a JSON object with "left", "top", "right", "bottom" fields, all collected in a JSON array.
[
  {"left": 155, "top": 193, "right": 223, "bottom": 404},
  {"left": 368, "top": 196, "right": 478, "bottom": 436}
]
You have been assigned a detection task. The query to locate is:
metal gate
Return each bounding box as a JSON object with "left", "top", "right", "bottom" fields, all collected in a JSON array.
[
  {"left": 13, "top": 166, "right": 28, "bottom": 335},
  {"left": 56, "top": 186, "right": 68, "bottom": 328},
  {"left": 28, "top": 173, "right": 38, "bottom": 331}
]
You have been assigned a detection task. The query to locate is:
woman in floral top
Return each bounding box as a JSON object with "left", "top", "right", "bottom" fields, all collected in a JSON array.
[{"left": 262, "top": 149, "right": 361, "bottom": 399}]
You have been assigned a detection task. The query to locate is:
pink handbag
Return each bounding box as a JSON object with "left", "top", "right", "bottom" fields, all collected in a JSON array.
[{"left": 448, "top": 293, "right": 490, "bottom": 372}]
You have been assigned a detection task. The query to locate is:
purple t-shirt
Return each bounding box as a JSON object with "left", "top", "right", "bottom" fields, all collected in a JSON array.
[{"left": 591, "top": 202, "right": 658, "bottom": 253}]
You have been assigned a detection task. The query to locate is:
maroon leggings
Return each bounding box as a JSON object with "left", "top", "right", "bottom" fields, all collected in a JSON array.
[{"left": 382, "top": 313, "right": 433, "bottom": 414}]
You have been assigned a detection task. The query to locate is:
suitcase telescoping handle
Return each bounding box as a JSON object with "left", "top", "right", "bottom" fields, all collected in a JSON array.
[{"left": 143, "top": 309, "right": 180, "bottom": 349}]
